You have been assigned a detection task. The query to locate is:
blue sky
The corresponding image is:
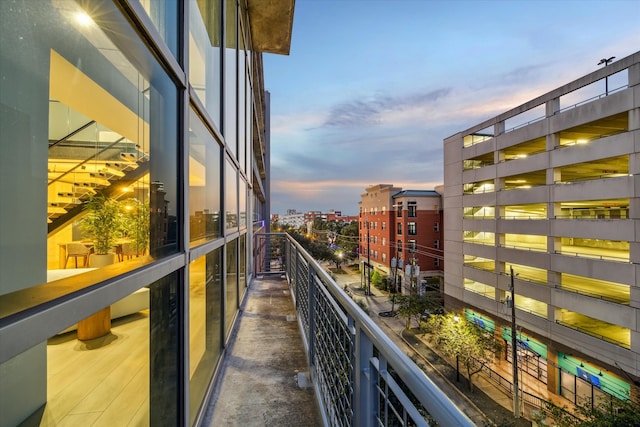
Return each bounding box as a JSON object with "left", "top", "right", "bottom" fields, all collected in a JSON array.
[{"left": 264, "top": 0, "right": 640, "bottom": 216}]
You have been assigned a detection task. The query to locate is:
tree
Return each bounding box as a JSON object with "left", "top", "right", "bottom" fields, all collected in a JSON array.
[
  {"left": 423, "top": 312, "right": 501, "bottom": 391},
  {"left": 535, "top": 394, "right": 640, "bottom": 426},
  {"left": 395, "top": 295, "right": 433, "bottom": 330}
]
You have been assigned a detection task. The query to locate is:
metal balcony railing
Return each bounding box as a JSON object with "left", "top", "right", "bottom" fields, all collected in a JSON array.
[{"left": 254, "top": 232, "right": 474, "bottom": 427}]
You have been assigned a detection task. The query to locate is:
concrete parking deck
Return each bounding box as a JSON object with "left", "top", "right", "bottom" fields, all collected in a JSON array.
[{"left": 202, "top": 277, "right": 322, "bottom": 426}]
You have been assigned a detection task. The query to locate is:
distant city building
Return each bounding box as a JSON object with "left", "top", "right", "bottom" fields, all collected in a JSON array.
[
  {"left": 444, "top": 51, "right": 640, "bottom": 404},
  {"left": 359, "top": 184, "right": 443, "bottom": 294}
]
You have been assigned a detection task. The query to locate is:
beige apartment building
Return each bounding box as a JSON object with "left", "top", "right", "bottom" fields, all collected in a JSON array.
[{"left": 443, "top": 51, "right": 640, "bottom": 404}]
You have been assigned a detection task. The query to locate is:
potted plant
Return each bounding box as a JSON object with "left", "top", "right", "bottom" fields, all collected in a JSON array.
[
  {"left": 80, "top": 194, "right": 123, "bottom": 267},
  {"left": 120, "top": 198, "right": 150, "bottom": 257}
]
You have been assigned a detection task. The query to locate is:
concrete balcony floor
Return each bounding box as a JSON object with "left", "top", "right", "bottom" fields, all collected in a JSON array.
[{"left": 201, "top": 276, "right": 322, "bottom": 426}]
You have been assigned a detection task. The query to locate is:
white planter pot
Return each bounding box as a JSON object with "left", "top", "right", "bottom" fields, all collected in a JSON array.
[{"left": 89, "top": 253, "right": 116, "bottom": 268}]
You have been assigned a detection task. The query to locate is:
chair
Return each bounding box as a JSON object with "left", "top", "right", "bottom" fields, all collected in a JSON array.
[
  {"left": 120, "top": 242, "right": 138, "bottom": 260},
  {"left": 65, "top": 243, "right": 91, "bottom": 268}
]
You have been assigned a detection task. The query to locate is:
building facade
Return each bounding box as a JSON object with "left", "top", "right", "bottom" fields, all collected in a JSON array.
[
  {"left": 359, "top": 184, "right": 443, "bottom": 294},
  {"left": 0, "top": 1, "right": 294, "bottom": 426},
  {"left": 444, "top": 51, "right": 640, "bottom": 404}
]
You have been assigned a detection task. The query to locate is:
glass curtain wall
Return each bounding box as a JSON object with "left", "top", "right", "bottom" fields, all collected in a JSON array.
[{"left": 0, "top": 0, "right": 257, "bottom": 425}]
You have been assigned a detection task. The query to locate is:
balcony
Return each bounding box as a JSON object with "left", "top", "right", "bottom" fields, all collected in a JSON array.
[{"left": 205, "top": 233, "right": 476, "bottom": 426}]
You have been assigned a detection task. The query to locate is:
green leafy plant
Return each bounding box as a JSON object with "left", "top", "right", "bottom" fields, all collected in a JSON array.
[
  {"left": 80, "top": 194, "right": 123, "bottom": 255},
  {"left": 120, "top": 198, "right": 150, "bottom": 256}
]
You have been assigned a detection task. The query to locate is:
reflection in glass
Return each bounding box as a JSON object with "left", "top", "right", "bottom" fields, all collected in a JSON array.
[
  {"left": 225, "top": 158, "right": 238, "bottom": 230},
  {"left": 136, "top": 0, "right": 179, "bottom": 56},
  {"left": 189, "top": 107, "right": 221, "bottom": 245},
  {"left": 225, "top": 238, "right": 238, "bottom": 336},
  {"left": 189, "top": 0, "right": 222, "bottom": 129},
  {"left": 189, "top": 249, "right": 222, "bottom": 423},
  {"left": 224, "top": 0, "right": 237, "bottom": 157}
]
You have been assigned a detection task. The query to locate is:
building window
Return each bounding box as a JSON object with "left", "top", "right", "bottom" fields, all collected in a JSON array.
[
  {"left": 397, "top": 223, "right": 402, "bottom": 235},
  {"left": 408, "top": 240, "right": 417, "bottom": 253},
  {"left": 382, "top": 253, "right": 387, "bottom": 262},
  {"left": 189, "top": 107, "right": 222, "bottom": 245},
  {"left": 434, "top": 240, "right": 439, "bottom": 249},
  {"left": 434, "top": 222, "right": 439, "bottom": 232},
  {"left": 408, "top": 201, "right": 417, "bottom": 217},
  {"left": 435, "top": 258, "right": 440, "bottom": 267},
  {"left": 397, "top": 240, "right": 403, "bottom": 252},
  {"left": 382, "top": 238, "right": 386, "bottom": 246},
  {"left": 396, "top": 202, "right": 403, "bottom": 217},
  {"left": 408, "top": 222, "right": 416, "bottom": 235},
  {"left": 382, "top": 222, "right": 386, "bottom": 230}
]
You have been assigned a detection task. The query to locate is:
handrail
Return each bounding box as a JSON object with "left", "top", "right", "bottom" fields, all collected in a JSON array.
[
  {"left": 48, "top": 120, "right": 96, "bottom": 149},
  {"left": 48, "top": 137, "right": 126, "bottom": 186},
  {"left": 271, "top": 233, "right": 476, "bottom": 426}
]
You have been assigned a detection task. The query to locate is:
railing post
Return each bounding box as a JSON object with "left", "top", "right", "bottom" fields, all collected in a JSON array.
[
  {"left": 354, "top": 323, "right": 375, "bottom": 427},
  {"left": 307, "top": 268, "right": 316, "bottom": 365}
]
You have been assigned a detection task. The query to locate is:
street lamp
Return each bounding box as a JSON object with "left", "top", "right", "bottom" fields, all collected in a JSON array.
[{"left": 598, "top": 56, "right": 615, "bottom": 96}]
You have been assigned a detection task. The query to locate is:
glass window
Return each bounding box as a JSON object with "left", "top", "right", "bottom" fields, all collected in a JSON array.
[
  {"left": 239, "top": 234, "right": 247, "bottom": 293},
  {"left": 189, "top": 107, "right": 221, "bottom": 246},
  {"left": 239, "top": 178, "right": 247, "bottom": 229},
  {"left": 396, "top": 202, "right": 402, "bottom": 217},
  {"left": 409, "top": 240, "right": 417, "bottom": 253},
  {"left": 397, "top": 240, "right": 403, "bottom": 252},
  {"left": 3, "top": 0, "right": 179, "bottom": 283},
  {"left": 189, "top": 0, "right": 222, "bottom": 129},
  {"left": 225, "top": 238, "right": 238, "bottom": 336},
  {"left": 224, "top": 0, "right": 237, "bottom": 158},
  {"left": 136, "top": 0, "right": 179, "bottom": 56},
  {"left": 408, "top": 202, "right": 417, "bottom": 217},
  {"left": 408, "top": 222, "right": 416, "bottom": 235},
  {"left": 397, "top": 223, "right": 402, "bottom": 235},
  {"left": 43, "top": 273, "right": 179, "bottom": 425},
  {"left": 189, "top": 249, "right": 222, "bottom": 424},
  {"left": 225, "top": 158, "right": 238, "bottom": 230}
]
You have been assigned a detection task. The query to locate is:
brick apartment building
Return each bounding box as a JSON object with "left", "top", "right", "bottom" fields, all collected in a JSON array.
[{"left": 359, "top": 184, "right": 443, "bottom": 294}]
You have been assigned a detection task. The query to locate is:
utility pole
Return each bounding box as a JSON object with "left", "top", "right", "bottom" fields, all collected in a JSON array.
[{"left": 510, "top": 266, "right": 519, "bottom": 419}]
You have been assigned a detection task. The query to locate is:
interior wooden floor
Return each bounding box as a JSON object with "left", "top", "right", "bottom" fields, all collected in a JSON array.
[{"left": 42, "top": 311, "right": 150, "bottom": 426}]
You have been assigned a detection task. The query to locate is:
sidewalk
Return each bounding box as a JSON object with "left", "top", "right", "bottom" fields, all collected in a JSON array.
[{"left": 327, "top": 265, "right": 559, "bottom": 426}]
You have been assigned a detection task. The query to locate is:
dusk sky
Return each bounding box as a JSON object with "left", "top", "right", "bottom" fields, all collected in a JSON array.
[{"left": 263, "top": 0, "right": 640, "bottom": 216}]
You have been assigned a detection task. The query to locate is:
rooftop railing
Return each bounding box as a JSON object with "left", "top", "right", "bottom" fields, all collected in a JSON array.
[{"left": 255, "top": 232, "right": 474, "bottom": 426}]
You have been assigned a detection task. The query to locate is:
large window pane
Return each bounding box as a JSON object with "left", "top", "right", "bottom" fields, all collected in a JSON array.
[
  {"left": 224, "top": 0, "right": 237, "bottom": 158},
  {"left": 0, "top": 0, "right": 178, "bottom": 315},
  {"left": 189, "top": 249, "right": 222, "bottom": 424},
  {"left": 42, "top": 274, "right": 179, "bottom": 425},
  {"left": 190, "top": 0, "right": 222, "bottom": 129},
  {"left": 225, "top": 238, "right": 238, "bottom": 336},
  {"left": 44, "top": 0, "right": 178, "bottom": 276},
  {"left": 136, "top": 0, "right": 179, "bottom": 56},
  {"left": 225, "top": 157, "right": 238, "bottom": 230},
  {"left": 189, "top": 107, "right": 222, "bottom": 245}
]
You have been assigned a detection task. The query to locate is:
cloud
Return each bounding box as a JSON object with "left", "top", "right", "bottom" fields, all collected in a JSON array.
[{"left": 322, "top": 88, "right": 452, "bottom": 128}]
